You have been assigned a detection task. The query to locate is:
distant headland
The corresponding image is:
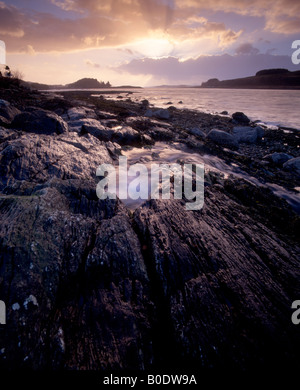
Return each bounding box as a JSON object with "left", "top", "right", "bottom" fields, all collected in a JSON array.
[
  {"left": 12, "top": 69, "right": 300, "bottom": 90},
  {"left": 21, "top": 77, "right": 142, "bottom": 90},
  {"left": 200, "top": 69, "right": 300, "bottom": 89}
]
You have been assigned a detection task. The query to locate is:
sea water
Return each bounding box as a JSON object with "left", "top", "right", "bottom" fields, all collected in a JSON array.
[{"left": 113, "top": 87, "right": 300, "bottom": 130}]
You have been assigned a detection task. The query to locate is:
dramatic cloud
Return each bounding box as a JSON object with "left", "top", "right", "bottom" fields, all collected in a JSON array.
[
  {"left": 166, "top": 17, "right": 242, "bottom": 48},
  {"left": 0, "top": 3, "right": 142, "bottom": 52},
  {"left": 0, "top": 0, "right": 248, "bottom": 53},
  {"left": 1, "top": 0, "right": 300, "bottom": 85},
  {"left": 174, "top": 0, "right": 300, "bottom": 22},
  {"left": 235, "top": 43, "right": 260, "bottom": 55},
  {"left": 180, "top": 0, "right": 300, "bottom": 34},
  {"left": 85, "top": 59, "right": 100, "bottom": 68},
  {"left": 0, "top": 2, "right": 25, "bottom": 38}
]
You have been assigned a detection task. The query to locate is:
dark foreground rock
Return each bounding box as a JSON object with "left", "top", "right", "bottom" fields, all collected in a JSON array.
[
  {"left": 134, "top": 188, "right": 300, "bottom": 369},
  {"left": 283, "top": 156, "right": 300, "bottom": 174},
  {"left": 0, "top": 180, "right": 152, "bottom": 370},
  {"left": 0, "top": 84, "right": 299, "bottom": 373},
  {"left": 0, "top": 99, "right": 21, "bottom": 125},
  {"left": 206, "top": 128, "right": 239, "bottom": 149},
  {"left": 264, "top": 152, "right": 293, "bottom": 166},
  {"left": 232, "top": 126, "right": 264, "bottom": 144},
  {"left": 12, "top": 108, "right": 68, "bottom": 135},
  {"left": 232, "top": 111, "right": 250, "bottom": 124}
]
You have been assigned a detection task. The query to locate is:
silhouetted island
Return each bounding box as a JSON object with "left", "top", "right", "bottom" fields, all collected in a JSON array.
[
  {"left": 66, "top": 78, "right": 111, "bottom": 89},
  {"left": 22, "top": 77, "right": 110, "bottom": 90},
  {"left": 200, "top": 68, "right": 300, "bottom": 89},
  {"left": 21, "top": 77, "right": 142, "bottom": 91}
]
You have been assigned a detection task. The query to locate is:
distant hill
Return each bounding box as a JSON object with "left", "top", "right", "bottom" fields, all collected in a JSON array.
[
  {"left": 66, "top": 78, "right": 111, "bottom": 89},
  {"left": 21, "top": 78, "right": 144, "bottom": 90},
  {"left": 21, "top": 77, "right": 112, "bottom": 90},
  {"left": 200, "top": 69, "right": 300, "bottom": 89}
]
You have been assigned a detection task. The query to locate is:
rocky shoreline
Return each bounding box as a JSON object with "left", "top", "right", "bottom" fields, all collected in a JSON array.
[{"left": 0, "top": 83, "right": 299, "bottom": 373}]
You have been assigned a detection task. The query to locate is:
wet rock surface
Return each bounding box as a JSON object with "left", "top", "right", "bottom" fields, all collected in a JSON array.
[
  {"left": 264, "top": 152, "right": 293, "bottom": 166},
  {"left": 12, "top": 108, "right": 68, "bottom": 135},
  {"left": 232, "top": 111, "right": 251, "bottom": 125},
  {"left": 0, "top": 84, "right": 299, "bottom": 372},
  {"left": 206, "top": 129, "right": 239, "bottom": 149},
  {"left": 283, "top": 156, "right": 300, "bottom": 174},
  {"left": 134, "top": 189, "right": 300, "bottom": 369},
  {"left": 0, "top": 99, "right": 21, "bottom": 124},
  {"left": 232, "top": 126, "right": 264, "bottom": 144}
]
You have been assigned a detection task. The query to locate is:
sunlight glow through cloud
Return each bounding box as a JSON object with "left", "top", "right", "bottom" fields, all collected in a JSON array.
[
  {"left": 127, "top": 38, "right": 174, "bottom": 59},
  {"left": 1, "top": 0, "right": 299, "bottom": 85}
]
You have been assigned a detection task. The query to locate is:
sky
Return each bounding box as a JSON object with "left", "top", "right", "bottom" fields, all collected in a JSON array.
[{"left": 0, "top": 0, "right": 300, "bottom": 86}]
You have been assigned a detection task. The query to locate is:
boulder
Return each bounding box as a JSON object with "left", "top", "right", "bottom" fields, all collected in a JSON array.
[
  {"left": 0, "top": 131, "right": 112, "bottom": 191},
  {"left": 106, "top": 141, "right": 122, "bottom": 157},
  {"left": 141, "top": 99, "right": 149, "bottom": 107},
  {"left": 79, "top": 118, "right": 115, "bottom": 141},
  {"left": 189, "top": 127, "right": 206, "bottom": 139},
  {"left": 255, "top": 126, "right": 265, "bottom": 138},
  {"left": 96, "top": 110, "right": 118, "bottom": 120},
  {"left": 0, "top": 99, "right": 21, "bottom": 121},
  {"left": 67, "top": 106, "right": 97, "bottom": 120},
  {"left": 144, "top": 109, "right": 153, "bottom": 118},
  {"left": 264, "top": 152, "right": 293, "bottom": 166},
  {"left": 67, "top": 119, "right": 85, "bottom": 133},
  {"left": 12, "top": 109, "right": 68, "bottom": 135},
  {"left": 283, "top": 157, "right": 300, "bottom": 174},
  {"left": 206, "top": 129, "right": 238, "bottom": 149},
  {"left": 0, "top": 115, "right": 10, "bottom": 127},
  {"left": 145, "top": 108, "right": 170, "bottom": 120},
  {"left": 113, "top": 125, "right": 142, "bottom": 146},
  {"left": 69, "top": 119, "right": 142, "bottom": 146},
  {"left": 232, "top": 126, "right": 265, "bottom": 144},
  {"left": 232, "top": 111, "right": 250, "bottom": 124},
  {"left": 155, "top": 109, "right": 170, "bottom": 120}
]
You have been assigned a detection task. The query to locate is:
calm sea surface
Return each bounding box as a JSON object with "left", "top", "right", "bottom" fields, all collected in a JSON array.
[
  {"left": 52, "top": 87, "right": 300, "bottom": 130},
  {"left": 128, "top": 87, "right": 300, "bottom": 130}
]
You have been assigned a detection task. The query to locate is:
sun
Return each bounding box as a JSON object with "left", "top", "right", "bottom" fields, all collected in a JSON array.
[{"left": 129, "top": 38, "right": 174, "bottom": 59}]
